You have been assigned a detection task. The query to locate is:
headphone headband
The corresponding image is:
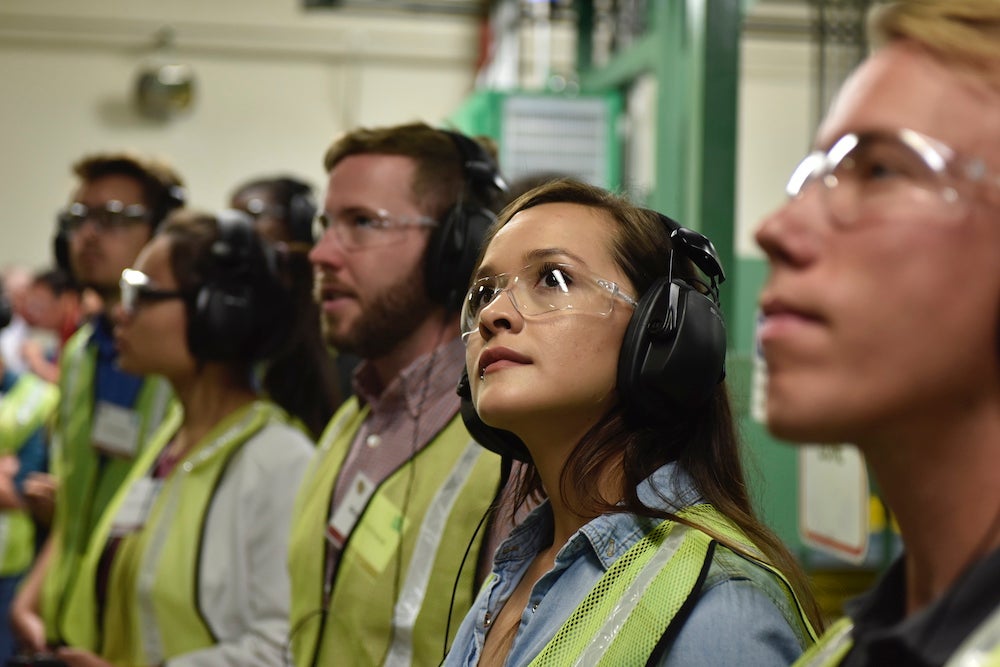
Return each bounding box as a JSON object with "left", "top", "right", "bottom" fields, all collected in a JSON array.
[
  {"left": 423, "top": 130, "right": 508, "bottom": 312},
  {"left": 187, "top": 209, "right": 290, "bottom": 362},
  {"left": 440, "top": 129, "right": 509, "bottom": 200}
]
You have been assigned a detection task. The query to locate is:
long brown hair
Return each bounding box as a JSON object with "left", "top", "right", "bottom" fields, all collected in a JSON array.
[
  {"left": 158, "top": 210, "right": 326, "bottom": 435},
  {"left": 481, "top": 178, "right": 825, "bottom": 632}
]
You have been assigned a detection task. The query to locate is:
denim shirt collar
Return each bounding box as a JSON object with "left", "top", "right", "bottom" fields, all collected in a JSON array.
[{"left": 494, "top": 461, "right": 705, "bottom": 572}]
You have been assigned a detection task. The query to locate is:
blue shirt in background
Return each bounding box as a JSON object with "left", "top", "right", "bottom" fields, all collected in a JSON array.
[{"left": 90, "top": 314, "right": 143, "bottom": 409}]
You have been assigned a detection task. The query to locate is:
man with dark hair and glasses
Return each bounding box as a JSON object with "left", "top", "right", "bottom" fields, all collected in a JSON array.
[
  {"left": 755, "top": 1, "right": 1000, "bottom": 665},
  {"left": 10, "top": 152, "right": 182, "bottom": 657},
  {"left": 287, "top": 122, "right": 510, "bottom": 667}
]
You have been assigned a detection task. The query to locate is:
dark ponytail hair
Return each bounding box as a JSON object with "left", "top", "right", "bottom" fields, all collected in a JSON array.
[{"left": 160, "top": 209, "right": 339, "bottom": 438}]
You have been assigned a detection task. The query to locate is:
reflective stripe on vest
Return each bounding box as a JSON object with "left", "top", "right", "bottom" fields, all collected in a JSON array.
[
  {"left": 798, "top": 604, "right": 1000, "bottom": 667},
  {"left": 945, "top": 604, "right": 1000, "bottom": 667},
  {"left": 288, "top": 397, "right": 501, "bottom": 667},
  {"left": 384, "top": 438, "right": 486, "bottom": 665},
  {"left": 793, "top": 618, "right": 854, "bottom": 667},
  {"left": 530, "top": 505, "right": 817, "bottom": 667},
  {"left": 0, "top": 374, "right": 58, "bottom": 575}
]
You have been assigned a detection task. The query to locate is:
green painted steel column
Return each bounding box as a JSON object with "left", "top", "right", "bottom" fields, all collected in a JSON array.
[
  {"left": 576, "top": 1, "right": 810, "bottom": 554},
  {"left": 579, "top": 0, "right": 740, "bottom": 327}
]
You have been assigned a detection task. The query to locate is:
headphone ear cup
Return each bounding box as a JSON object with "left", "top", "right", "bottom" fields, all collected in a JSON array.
[
  {"left": 424, "top": 203, "right": 493, "bottom": 311},
  {"left": 425, "top": 130, "right": 506, "bottom": 312},
  {"left": 53, "top": 229, "right": 71, "bottom": 275},
  {"left": 153, "top": 184, "right": 187, "bottom": 227},
  {"left": 457, "top": 371, "right": 531, "bottom": 462},
  {"left": 187, "top": 211, "right": 291, "bottom": 362},
  {"left": 0, "top": 293, "right": 12, "bottom": 330},
  {"left": 287, "top": 190, "right": 317, "bottom": 244},
  {"left": 189, "top": 281, "right": 255, "bottom": 360},
  {"left": 618, "top": 277, "right": 727, "bottom": 421}
]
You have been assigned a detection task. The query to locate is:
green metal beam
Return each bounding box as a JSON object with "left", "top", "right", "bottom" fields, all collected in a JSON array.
[
  {"left": 578, "top": 0, "right": 740, "bottom": 330},
  {"left": 698, "top": 0, "right": 740, "bottom": 323}
]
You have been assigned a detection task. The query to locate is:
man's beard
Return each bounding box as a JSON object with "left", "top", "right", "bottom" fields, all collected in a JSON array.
[{"left": 325, "top": 263, "right": 438, "bottom": 360}]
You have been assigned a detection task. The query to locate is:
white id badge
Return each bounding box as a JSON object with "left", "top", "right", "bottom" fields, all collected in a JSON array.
[
  {"left": 327, "top": 473, "right": 375, "bottom": 549},
  {"left": 92, "top": 401, "right": 141, "bottom": 458},
  {"left": 110, "top": 477, "right": 163, "bottom": 536}
]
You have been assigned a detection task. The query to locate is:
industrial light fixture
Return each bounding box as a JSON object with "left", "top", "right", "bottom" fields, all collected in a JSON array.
[{"left": 134, "top": 27, "right": 196, "bottom": 121}]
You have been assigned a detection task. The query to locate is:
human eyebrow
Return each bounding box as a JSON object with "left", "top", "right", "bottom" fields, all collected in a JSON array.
[
  {"left": 337, "top": 205, "right": 384, "bottom": 219},
  {"left": 523, "top": 247, "right": 590, "bottom": 267},
  {"left": 473, "top": 248, "right": 592, "bottom": 282},
  {"left": 471, "top": 264, "right": 494, "bottom": 282}
]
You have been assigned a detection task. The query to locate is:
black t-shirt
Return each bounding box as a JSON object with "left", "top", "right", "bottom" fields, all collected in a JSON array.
[{"left": 841, "top": 545, "right": 1000, "bottom": 667}]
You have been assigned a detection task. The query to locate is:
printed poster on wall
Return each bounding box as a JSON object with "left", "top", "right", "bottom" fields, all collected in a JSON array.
[{"left": 799, "top": 445, "right": 870, "bottom": 564}]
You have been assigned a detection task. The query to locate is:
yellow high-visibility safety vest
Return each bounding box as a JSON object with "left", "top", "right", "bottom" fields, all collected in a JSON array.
[
  {"left": 795, "top": 604, "right": 1000, "bottom": 667},
  {"left": 528, "top": 504, "right": 818, "bottom": 666},
  {"left": 42, "top": 323, "right": 173, "bottom": 643},
  {"left": 288, "top": 396, "right": 502, "bottom": 667},
  {"left": 0, "top": 373, "right": 58, "bottom": 576},
  {"left": 63, "top": 400, "right": 296, "bottom": 664}
]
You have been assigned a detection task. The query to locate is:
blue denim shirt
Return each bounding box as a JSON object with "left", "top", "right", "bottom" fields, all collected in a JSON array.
[{"left": 445, "top": 462, "right": 811, "bottom": 666}]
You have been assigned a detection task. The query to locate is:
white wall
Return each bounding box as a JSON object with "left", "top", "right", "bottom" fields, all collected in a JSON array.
[
  {"left": 0, "top": 0, "right": 481, "bottom": 269},
  {"left": 0, "top": 0, "right": 816, "bottom": 272},
  {"left": 736, "top": 34, "right": 815, "bottom": 259}
]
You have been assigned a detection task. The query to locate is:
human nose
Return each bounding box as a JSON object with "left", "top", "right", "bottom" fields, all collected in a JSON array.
[
  {"left": 477, "top": 284, "right": 524, "bottom": 339},
  {"left": 755, "top": 187, "right": 828, "bottom": 269},
  {"left": 111, "top": 301, "right": 129, "bottom": 327},
  {"left": 72, "top": 215, "right": 104, "bottom": 241},
  {"left": 309, "top": 224, "right": 348, "bottom": 270}
]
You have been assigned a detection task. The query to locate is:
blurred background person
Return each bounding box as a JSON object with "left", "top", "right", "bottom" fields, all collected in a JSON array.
[
  {"left": 229, "top": 175, "right": 346, "bottom": 437},
  {"left": 0, "top": 280, "right": 58, "bottom": 665},
  {"left": 755, "top": 1, "right": 1000, "bottom": 664},
  {"left": 21, "top": 268, "right": 84, "bottom": 384},
  {"left": 56, "top": 209, "right": 315, "bottom": 667},
  {"left": 9, "top": 151, "right": 184, "bottom": 654},
  {"left": 0, "top": 267, "right": 35, "bottom": 377}
]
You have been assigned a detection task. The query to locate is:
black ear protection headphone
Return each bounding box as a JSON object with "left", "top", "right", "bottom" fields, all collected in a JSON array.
[
  {"left": 617, "top": 212, "right": 727, "bottom": 420},
  {"left": 424, "top": 130, "right": 509, "bottom": 312},
  {"left": 53, "top": 181, "right": 186, "bottom": 277},
  {"left": 187, "top": 209, "right": 292, "bottom": 362},
  {"left": 456, "top": 211, "right": 727, "bottom": 463},
  {"left": 277, "top": 177, "right": 318, "bottom": 245},
  {"left": 0, "top": 291, "right": 12, "bottom": 332}
]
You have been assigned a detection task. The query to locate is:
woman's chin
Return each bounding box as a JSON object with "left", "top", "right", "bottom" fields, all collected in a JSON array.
[{"left": 115, "top": 354, "right": 149, "bottom": 377}]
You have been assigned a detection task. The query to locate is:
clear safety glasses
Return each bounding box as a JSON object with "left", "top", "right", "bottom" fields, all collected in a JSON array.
[
  {"left": 460, "top": 261, "right": 637, "bottom": 340},
  {"left": 58, "top": 201, "right": 153, "bottom": 234},
  {"left": 785, "top": 128, "right": 1000, "bottom": 226},
  {"left": 119, "top": 268, "right": 186, "bottom": 316},
  {"left": 311, "top": 208, "right": 438, "bottom": 250}
]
